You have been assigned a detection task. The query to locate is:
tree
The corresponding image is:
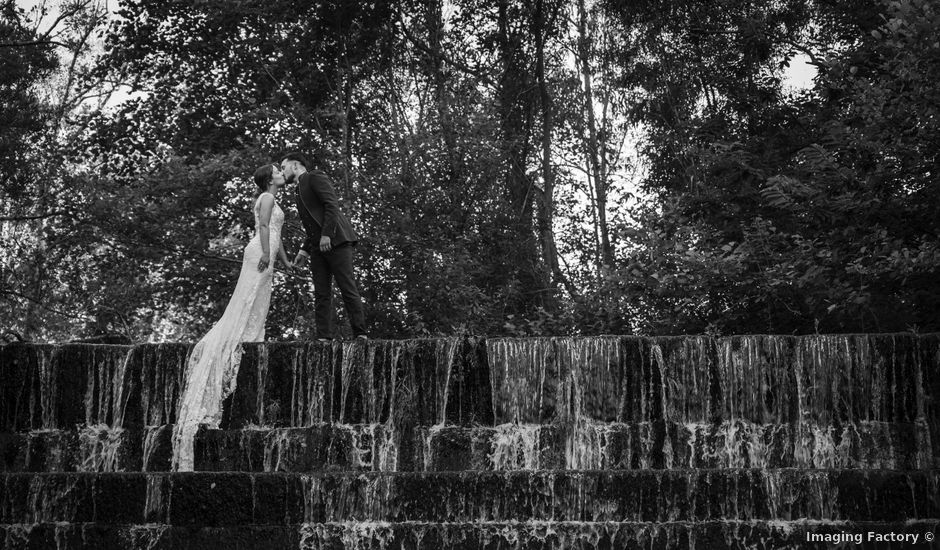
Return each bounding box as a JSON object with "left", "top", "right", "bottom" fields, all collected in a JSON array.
[
  {"left": 8, "top": 0, "right": 935, "bottom": 341},
  {"left": 67, "top": 0, "right": 585, "bottom": 339},
  {"left": 0, "top": 0, "right": 57, "bottom": 198},
  {"left": 603, "top": 0, "right": 940, "bottom": 334},
  {"left": 1, "top": 0, "right": 113, "bottom": 340}
]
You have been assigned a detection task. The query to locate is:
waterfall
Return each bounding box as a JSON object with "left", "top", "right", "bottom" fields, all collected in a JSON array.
[
  {"left": 77, "top": 424, "right": 124, "bottom": 472},
  {"left": 2, "top": 333, "right": 939, "bottom": 549},
  {"left": 433, "top": 338, "right": 459, "bottom": 426},
  {"left": 489, "top": 423, "right": 542, "bottom": 470},
  {"left": 141, "top": 425, "right": 170, "bottom": 472}
]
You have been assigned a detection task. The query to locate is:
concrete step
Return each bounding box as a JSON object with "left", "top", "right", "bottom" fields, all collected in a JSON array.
[
  {"left": 1, "top": 470, "right": 937, "bottom": 525},
  {"left": 3, "top": 334, "right": 938, "bottom": 436},
  {"left": 2, "top": 420, "right": 932, "bottom": 473},
  {"left": 1, "top": 520, "right": 937, "bottom": 550},
  {"left": 194, "top": 421, "right": 933, "bottom": 473}
]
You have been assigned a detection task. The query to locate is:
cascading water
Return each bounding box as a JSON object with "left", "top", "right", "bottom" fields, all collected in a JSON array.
[
  {"left": 488, "top": 423, "right": 542, "bottom": 470},
  {"left": 141, "top": 425, "right": 170, "bottom": 472},
  {"left": 0, "top": 334, "right": 938, "bottom": 549},
  {"left": 77, "top": 424, "right": 124, "bottom": 472}
]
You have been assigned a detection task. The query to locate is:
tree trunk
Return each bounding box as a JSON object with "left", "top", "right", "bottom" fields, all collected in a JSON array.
[
  {"left": 497, "top": 0, "right": 546, "bottom": 310},
  {"left": 533, "top": 0, "right": 564, "bottom": 293},
  {"left": 425, "top": 0, "right": 461, "bottom": 182},
  {"left": 576, "top": 0, "right": 614, "bottom": 269}
]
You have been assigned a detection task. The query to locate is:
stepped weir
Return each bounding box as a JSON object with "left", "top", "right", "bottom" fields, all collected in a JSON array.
[{"left": 1, "top": 334, "right": 939, "bottom": 549}]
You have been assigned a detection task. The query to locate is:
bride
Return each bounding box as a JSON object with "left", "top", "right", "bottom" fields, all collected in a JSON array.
[{"left": 172, "top": 164, "right": 291, "bottom": 471}]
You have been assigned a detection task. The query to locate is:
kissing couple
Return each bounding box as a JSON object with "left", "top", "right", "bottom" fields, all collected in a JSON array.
[{"left": 171, "top": 152, "right": 367, "bottom": 471}]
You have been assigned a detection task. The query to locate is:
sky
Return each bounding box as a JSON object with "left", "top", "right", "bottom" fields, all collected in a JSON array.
[{"left": 782, "top": 54, "right": 817, "bottom": 92}]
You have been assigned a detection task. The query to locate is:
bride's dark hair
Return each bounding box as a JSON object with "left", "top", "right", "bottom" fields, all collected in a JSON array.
[{"left": 253, "top": 164, "right": 274, "bottom": 192}]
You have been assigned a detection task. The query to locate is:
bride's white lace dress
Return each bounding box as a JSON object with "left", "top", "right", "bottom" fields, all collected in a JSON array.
[{"left": 172, "top": 192, "right": 284, "bottom": 471}]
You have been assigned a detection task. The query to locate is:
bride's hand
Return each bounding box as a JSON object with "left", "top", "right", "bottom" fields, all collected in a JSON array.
[{"left": 257, "top": 256, "right": 270, "bottom": 272}]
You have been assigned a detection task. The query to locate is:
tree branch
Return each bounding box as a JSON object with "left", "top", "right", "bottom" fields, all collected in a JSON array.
[
  {"left": 0, "top": 211, "right": 72, "bottom": 222},
  {"left": 0, "top": 289, "right": 91, "bottom": 322},
  {"left": 780, "top": 37, "right": 828, "bottom": 68},
  {"left": 0, "top": 40, "right": 69, "bottom": 48},
  {"left": 108, "top": 233, "right": 308, "bottom": 280},
  {"left": 396, "top": 14, "right": 496, "bottom": 88},
  {"left": 38, "top": 1, "right": 91, "bottom": 43},
  {"left": 55, "top": 4, "right": 101, "bottom": 128}
]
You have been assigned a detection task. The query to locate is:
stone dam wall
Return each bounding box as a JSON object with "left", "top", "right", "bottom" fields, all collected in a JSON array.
[{"left": 1, "top": 334, "right": 939, "bottom": 548}]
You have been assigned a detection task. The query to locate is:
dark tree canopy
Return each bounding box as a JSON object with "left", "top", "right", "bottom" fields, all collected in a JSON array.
[
  {"left": 1, "top": 0, "right": 938, "bottom": 341},
  {"left": 0, "top": 0, "right": 58, "bottom": 196}
]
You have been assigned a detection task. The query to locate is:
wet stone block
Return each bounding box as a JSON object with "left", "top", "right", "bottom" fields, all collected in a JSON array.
[
  {"left": 5, "top": 470, "right": 937, "bottom": 525},
  {"left": 4, "top": 333, "right": 940, "bottom": 434},
  {"left": 419, "top": 427, "right": 473, "bottom": 471},
  {"left": 916, "top": 333, "right": 940, "bottom": 461},
  {"left": 0, "top": 344, "right": 90, "bottom": 431},
  {"left": 89, "top": 474, "right": 147, "bottom": 524},
  {"left": 414, "top": 420, "right": 934, "bottom": 473},
  {"left": 166, "top": 419, "right": 940, "bottom": 474},
  {"left": 0, "top": 434, "right": 61, "bottom": 473},
  {"left": 194, "top": 425, "right": 403, "bottom": 473},
  {"left": 487, "top": 336, "right": 639, "bottom": 424},
  {"left": 296, "top": 520, "right": 940, "bottom": 550},
  {"left": 332, "top": 339, "right": 485, "bottom": 427},
  {"left": 0, "top": 474, "right": 32, "bottom": 523},
  {"left": 134, "top": 344, "right": 191, "bottom": 428},
  {"left": 249, "top": 473, "right": 289, "bottom": 525},
  {"left": 0, "top": 343, "right": 191, "bottom": 432},
  {"left": 0, "top": 428, "right": 161, "bottom": 473},
  {"left": 140, "top": 426, "right": 173, "bottom": 472},
  {"left": 0, "top": 435, "right": 24, "bottom": 473},
  {"left": 0, "top": 473, "right": 97, "bottom": 523},
  {"left": 0, "top": 345, "right": 34, "bottom": 433},
  {"left": 5, "top": 419, "right": 932, "bottom": 475},
  {"left": 0, "top": 524, "right": 301, "bottom": 550},
  {"left": 222, "top": 342, "right": 334, "bottom": 429},
  {"left": 1, "top": 521, "right": 940, "bottom": 549},
  {"left": 653, "top": 335, "right": 722, "bottom": 424},
  {"left": 167, "top": 473, "right": 254, "bottom": 527},
  {"left": 484, "top": 333, "right": 940, "bottom": 428},
  {"left": 445, "top": 337, "right": 494, "bottom": 425},
  {"left": 221, "top": 338, "right": 490, "bottom": 430}
]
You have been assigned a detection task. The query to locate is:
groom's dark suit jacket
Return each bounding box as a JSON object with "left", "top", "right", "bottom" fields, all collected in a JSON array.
[{"left": 296, "top": 169, "right": 359, "bottom": 254}]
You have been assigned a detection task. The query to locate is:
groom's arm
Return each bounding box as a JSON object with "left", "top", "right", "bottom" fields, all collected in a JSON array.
[
  {"left": 296, "top": 174, "right": 319, "bottom": 257},
  {"left": 301, "top": 232, "right": 317, "bottom": 256},
  {"left": 308, "top": 170, "right": 340, "bottom": 238},
  {"left": 298, "top": 177, "right": 316, "bottom": 256}
]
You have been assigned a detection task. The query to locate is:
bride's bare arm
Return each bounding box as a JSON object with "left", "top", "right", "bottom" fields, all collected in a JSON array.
[{"left": 257, "top": 194, "right": 275, "bottom": 272}]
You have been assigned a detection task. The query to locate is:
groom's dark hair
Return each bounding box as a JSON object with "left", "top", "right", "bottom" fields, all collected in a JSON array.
[{"left": 282, "top": 152, "right": 310, "bottom": 169}]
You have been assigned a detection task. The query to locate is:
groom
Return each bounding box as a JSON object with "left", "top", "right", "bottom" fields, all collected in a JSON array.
[{"left": 280, "top": 152, "right": 367, "bottom": 341}]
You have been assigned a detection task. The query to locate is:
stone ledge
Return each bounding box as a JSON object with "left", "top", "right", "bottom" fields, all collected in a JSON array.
[
  {"left": 195, "top": 420, "right": 934, "bottom": 473},
  {"left": 3, "top": 334, "right": 939, "bottom": 461},
  {"left": 1, "top": 420, "right": 933, "bottom": 474},
  {"left": 1, "top": 520, "right": 938, "bottom": 550},
  {"left": 1, "top": 470, "right": 938, "bottom": 524}
]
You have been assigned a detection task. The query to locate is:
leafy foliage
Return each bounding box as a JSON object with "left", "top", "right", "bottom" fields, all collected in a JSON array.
[
  {"left": 603, "top": 0, "right": 940, "bottom": 334},
  {"left": 0, "top": 1, "right": 58, "bottom": 195},
  {"left": 2, "top": 0, "right": 938, "bottom": 341}
]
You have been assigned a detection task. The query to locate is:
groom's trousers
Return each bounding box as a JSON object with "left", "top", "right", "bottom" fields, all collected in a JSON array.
[{"left": 309, "top": 243, "right": 367, "bottom": 338}]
